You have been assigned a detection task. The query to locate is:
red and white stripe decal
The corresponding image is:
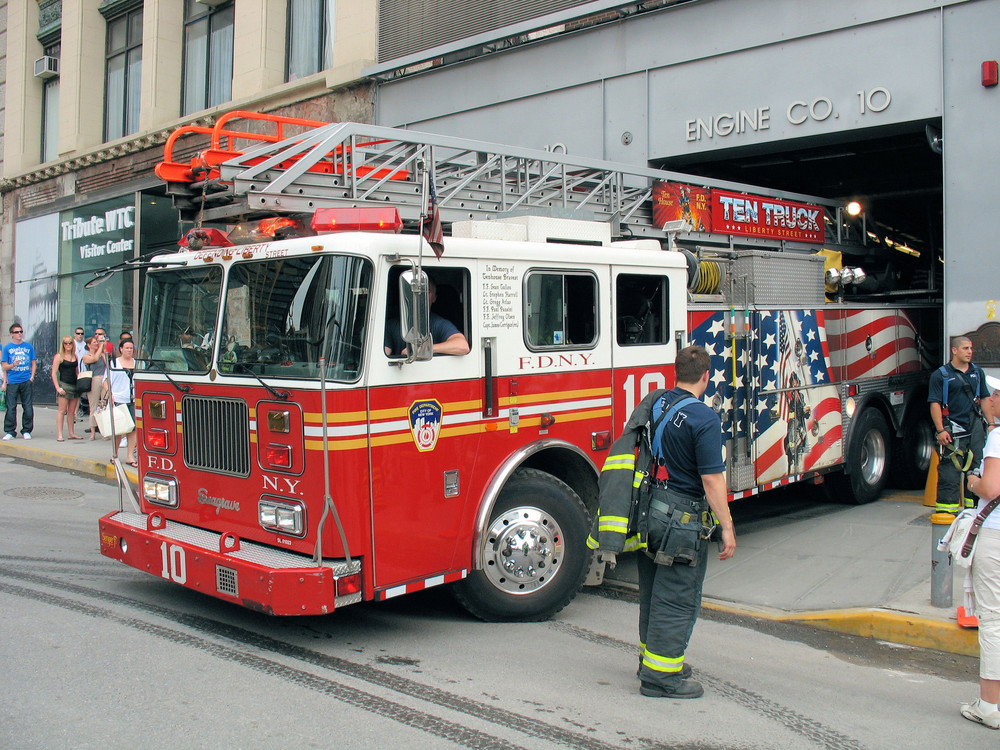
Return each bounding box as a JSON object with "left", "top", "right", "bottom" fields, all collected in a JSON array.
[{"left": 376, "top": 570, "right": 469, "bottom": 600}]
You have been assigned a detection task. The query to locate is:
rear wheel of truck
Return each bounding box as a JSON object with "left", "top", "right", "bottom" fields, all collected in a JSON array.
[
  {"left": 890, "top": 407, "right": 936, "bottom": 489},
  {"left": 829, "top": 408, "right": 891, "bottom": 504},
  {"left": 453, "top": 468, "right": 592, "bottom": 622}
]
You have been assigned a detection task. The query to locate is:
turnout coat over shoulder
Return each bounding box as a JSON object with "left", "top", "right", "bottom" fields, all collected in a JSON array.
[{"left": 587, "top": 389, "right": 666, "bottom": 554}]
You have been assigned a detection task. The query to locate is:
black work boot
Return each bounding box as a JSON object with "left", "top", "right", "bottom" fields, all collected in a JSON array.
[{"left": 640, "top": 679, "right": 704, "bottom": 699}]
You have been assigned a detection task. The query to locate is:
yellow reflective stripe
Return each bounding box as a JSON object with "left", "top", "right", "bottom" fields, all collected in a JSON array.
[
  {"left": 642, "top": 649, "right": 685, "bottom": 673},
  {"left": 632, "top": 470, "right": 645, "bottom": 489},
  {"left": 602, "top": 454, "right": 635, "bottom": 471},
  {"left": 598, "top": 515, "right": 628, "bottom": 534},
  {"left": 587, "top": 535, "right": 599, "bottom": 549},
  {"left": 622, "top": 535, "right": 644, "bottom": 552}
]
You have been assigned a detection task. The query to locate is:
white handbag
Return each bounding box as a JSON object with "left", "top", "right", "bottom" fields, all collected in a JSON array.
[{"left": 95, "top": 403, "right": 135, "bottom": 437}]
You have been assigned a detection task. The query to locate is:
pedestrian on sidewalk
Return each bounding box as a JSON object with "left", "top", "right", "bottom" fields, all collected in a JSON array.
[
  {"left": 82, "top": 336, "right": 109, "bottom": 441},
  {"left": 72, "top": 327, "right": 87, "bottom": 361},
  {"left": 2, "top": 322, "right": 36, "bottom": 440},
  {"left": 959, "top": 378, "right": 1000, "bottom": 730},
  {"left": 95, "top": 328, "right": 114, "bottom": 357},
  {"left": 592, "top": 345, "right": 736, "bottom": 700},
  {"left": 929, "top": 336, "right": 993, "bottom": 514},
  {"left": 72, "top": 326, "right": 88, "bottom": 418},
  {"left": 51, "top": 335, "right": 83, "bottom": 441},
  {"left": 104, "top": 339, "right": 137, "bottom": 465}
]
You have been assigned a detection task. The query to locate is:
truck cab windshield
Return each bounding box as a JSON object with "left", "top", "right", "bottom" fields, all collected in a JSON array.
[
  {"left": 218, "top": 255, "right": 372, "bottom": 381},
  {"left": 140, "top": 266, "right": 223, "bottom": 372}
]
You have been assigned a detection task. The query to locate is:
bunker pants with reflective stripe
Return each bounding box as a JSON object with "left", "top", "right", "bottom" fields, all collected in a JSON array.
[
  {"left": 636, "top": 494, "right": 709, "bottom": 689},
  {"left": 937, "top": 421, "right": 985, "bottom": 513}
]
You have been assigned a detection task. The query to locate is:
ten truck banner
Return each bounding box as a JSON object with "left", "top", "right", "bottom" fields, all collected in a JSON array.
[
  {"left": 710, "top": 189, "right": 824, "bottom": 243},
  {"left": 651, "top": 181, "right": 825, "bottom": 244}
]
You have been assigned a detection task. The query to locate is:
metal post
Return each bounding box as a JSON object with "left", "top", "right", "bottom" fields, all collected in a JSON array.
[{"left": 930, "top": 512, "right": 954, "bottom": 608}]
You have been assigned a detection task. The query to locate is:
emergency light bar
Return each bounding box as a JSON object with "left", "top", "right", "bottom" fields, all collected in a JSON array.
[
  {"left": 179, "top": 227, "right": 233, "bottom": 249},
  {"left": 311, "top": 207, "right": 403, "bottom": 234}
]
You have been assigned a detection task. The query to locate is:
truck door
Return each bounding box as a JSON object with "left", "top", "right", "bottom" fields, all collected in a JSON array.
[
  {"left": 367, "top": 262, "right": 483, "bottom": 590},
  {"left": 610, "top": 269, "right": 684, "bottom": 433}
]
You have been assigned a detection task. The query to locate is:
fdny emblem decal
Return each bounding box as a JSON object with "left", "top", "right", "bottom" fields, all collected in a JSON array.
[{"left": 409, "top": 399, "right": 443, "bottom": 452}]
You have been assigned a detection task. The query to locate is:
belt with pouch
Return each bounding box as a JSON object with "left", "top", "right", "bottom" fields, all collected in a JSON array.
[{"left": 648, "top": 494, "right": 710, "bottom": 526}]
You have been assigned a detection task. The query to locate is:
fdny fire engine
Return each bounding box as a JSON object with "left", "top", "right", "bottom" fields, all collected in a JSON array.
[{"left": 97, "top": 111, "right": 938, "bottom": 620}]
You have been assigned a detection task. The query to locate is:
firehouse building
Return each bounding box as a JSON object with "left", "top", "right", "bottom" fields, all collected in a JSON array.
[
  {"left": 370, "top": 0, "right": 1000, "bottom": 364},
  {"left": 1, "top": 0, "right": 998, "bottom": 405}
]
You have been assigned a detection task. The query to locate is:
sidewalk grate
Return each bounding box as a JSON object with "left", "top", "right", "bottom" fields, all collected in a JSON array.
[{"left": 4, "top": 486, "right": 85, "bottom": 501}]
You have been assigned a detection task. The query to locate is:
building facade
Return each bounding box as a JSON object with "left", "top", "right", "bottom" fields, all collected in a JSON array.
[
  {"left": 0, "top": 0, "right": 378, "bottom": 401},
  {"left": 369, "top": 0, "right": 1000, "bottom": 365}
]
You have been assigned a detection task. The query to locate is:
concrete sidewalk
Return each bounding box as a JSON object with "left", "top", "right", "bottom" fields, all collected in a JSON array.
[
  {"left": 1, "top": 404, "right": 137, "bottom": 483},
  {"left": 0, "top": 406, "right": 979, "bottom": 657}
]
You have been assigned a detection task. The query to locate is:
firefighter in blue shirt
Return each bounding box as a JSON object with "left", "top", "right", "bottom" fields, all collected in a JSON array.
[
  {"left": 594, "top": 345, "right": 735, "bottom": 699},
  {"left": 929, "top": 336, "right": 994, "bottom": 513}
]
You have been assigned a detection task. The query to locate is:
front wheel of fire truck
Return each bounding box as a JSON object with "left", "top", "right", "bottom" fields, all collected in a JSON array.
[
  {"left": 453, "top": 468, "right": 592, "bottom": 622},
  {"left": 831, "top": 408, "right": 891, "bottom": 504}
]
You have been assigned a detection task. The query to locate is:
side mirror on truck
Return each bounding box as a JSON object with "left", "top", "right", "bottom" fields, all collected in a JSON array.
[{"left": 400, "top": 269, "right": 433, "bottom": 362}]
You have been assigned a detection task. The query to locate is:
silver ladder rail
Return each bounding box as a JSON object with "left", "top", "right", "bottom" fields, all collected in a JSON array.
[{"left": 213, "top": 121, "right": 862, "bottom": 246}]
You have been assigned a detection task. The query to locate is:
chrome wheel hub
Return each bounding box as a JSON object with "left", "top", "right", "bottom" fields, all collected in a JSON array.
[{"left": 483, "top": 506, "right": 564, "bottom": 595}]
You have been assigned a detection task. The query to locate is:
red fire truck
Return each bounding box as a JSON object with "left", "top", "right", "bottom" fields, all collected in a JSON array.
[{"left": 97, "top": 112, "right": 938, "bottom": 620}]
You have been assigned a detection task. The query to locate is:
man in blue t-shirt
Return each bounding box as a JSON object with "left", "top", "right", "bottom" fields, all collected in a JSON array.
[
  {"left": 636, "top": 345, "right": 736, "bottom": 700},
  {"left": 929, "top": 335, "right": 994, "bottom": 513},
  {"left": 2, "top": 323, "right": 38, "bottom": 439}
]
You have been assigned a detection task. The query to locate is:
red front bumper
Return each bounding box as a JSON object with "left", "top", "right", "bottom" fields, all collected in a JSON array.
[{"left": 99, "top": 510, "right": 362, "bottom": 615}]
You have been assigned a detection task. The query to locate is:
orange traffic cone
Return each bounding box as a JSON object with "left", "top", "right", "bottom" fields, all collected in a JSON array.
[
  {"left": 923, "top": 451, "right": 939, "bottom": 508},
  {"left": 958, "top": 607, "right": 979, "bottom": 628}
]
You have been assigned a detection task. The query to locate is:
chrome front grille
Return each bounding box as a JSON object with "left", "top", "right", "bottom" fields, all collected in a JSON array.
[{"left": 182, "top": 396, "right": 251, "bottom": 476}]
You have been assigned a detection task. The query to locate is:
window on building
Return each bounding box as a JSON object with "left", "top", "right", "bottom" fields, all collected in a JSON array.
[
  {"left": 181, "top": 0, "right": 234, "bottom": 116},
  {"left": 287, "top": 0, "right": 334, "bottom": 81},
  {"left": 104, "top": 7, "right": 143, "bottom": 142},
  {"left": 616, "top": 274, "right": 669, "bottom": 346},
  {"left": 525, "top": 271, "right": 597, "bottom": 349},
  {"left": 41, "top": 43, "right": 60, "bottom": 162}
]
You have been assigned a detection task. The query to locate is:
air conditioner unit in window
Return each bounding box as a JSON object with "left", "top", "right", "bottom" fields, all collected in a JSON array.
[{"left": 34, "top": 56, "right": 59, "bottom": 79}]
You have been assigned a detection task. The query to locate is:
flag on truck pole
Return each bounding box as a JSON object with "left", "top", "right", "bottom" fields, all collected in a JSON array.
[{"left": 423, "top": 167, "right": 445, "bottom": 259}]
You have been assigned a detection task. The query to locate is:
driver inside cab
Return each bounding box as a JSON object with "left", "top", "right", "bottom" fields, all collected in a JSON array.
[{"left": 384, "top": 277, "right": 470, "bottom": 357}]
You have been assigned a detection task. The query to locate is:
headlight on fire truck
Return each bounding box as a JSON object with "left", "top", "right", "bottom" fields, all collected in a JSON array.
[
  {"left": 259, "top": 497, "right": 306, "bottom": 537},
  {"left": 142, "top": 475, "right": 178, "bottom": 508}
]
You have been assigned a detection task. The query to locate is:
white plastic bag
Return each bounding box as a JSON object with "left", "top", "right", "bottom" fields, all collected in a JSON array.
[{"left": 95, "top": 403, "right": 135, "bottom": 437}]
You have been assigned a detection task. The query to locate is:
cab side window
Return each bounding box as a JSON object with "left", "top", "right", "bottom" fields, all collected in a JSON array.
[
  {"left": 524, "top": 271, "right": 597, "bottom": 349},
  {"left": 616, "top": 274, "right": 669, "bottom": 346},
  {"left": 384, "top": 266, "right": 471, "bottom": 357}
]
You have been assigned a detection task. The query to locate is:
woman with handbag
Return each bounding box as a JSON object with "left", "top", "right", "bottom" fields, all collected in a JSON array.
[
  {"left": 82, "top": 336, "right": 108, "bottom": 441},
  {"left": 51, "top": 336, "right": 83, "bottom": 441},
  {"left": 103, "top": 339, "right": 137, "bottom": 466},
  {"left": 961, "top": 381, "right": 1000, "bottom": 730}
]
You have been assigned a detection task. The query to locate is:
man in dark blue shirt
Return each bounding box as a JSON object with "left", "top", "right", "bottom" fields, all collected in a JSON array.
[
  {"left": 929, "top": 335, "right": 994, "bottom": 513},
  {"left": 637, "top": 345, "right": 736, "bottom": 699}
]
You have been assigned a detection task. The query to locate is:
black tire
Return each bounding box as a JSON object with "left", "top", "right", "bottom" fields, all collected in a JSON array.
[
  {"left": 829, "top": 408, "right": 891, "bottom": 504},
  {"left": 453, "top": 468, "right": 592, "bottom": 622},
  {"left": 890, "top": 408, "right": 936, "bottom": 489}
]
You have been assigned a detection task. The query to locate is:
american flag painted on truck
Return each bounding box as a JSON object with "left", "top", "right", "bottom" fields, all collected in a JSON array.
[
  {"left": 690, "top": 306, "right": 929, "bottom": 493},
  {"left": 825, "top": 308, "right": 929, "bottom": 380},
  {"left": 689, "top": 308, "right": 841, "bottom": 490}
]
